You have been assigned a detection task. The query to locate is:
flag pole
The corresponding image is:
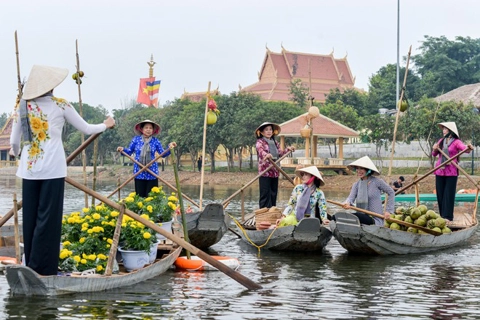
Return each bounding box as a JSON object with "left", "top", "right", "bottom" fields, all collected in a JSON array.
[{"left": 199, "top": 81, "right": 211, "bottom": 210}]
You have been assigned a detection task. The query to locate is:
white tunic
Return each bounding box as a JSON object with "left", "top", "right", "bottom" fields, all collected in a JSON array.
[{"left": 10, "top": 96, "right": 106, "bottom": 180}]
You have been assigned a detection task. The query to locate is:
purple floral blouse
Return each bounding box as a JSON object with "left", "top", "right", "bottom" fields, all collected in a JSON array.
[{"left": 256, "top": 138, "right": 288, "bottom": 177}]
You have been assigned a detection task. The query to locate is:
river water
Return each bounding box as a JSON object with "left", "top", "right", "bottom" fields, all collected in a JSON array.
[{"left": 1, "top": 176, "right": 480, "bottom": 319}]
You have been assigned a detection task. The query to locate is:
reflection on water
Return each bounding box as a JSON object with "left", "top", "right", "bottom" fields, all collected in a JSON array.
[{"left": 1, "top": 177, "right": 480, "bottom": 319}]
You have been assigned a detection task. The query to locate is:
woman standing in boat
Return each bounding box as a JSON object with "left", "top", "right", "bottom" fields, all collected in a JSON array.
[
  {"left": 282, "top": 166, "right": 329, "bottom": 225},
  {"left": 255, "top": 122, "right": 294, "bottom": 209},
  {"left": 432, "top": 122, "right": 473, "bottom": 222},
  {"left": 117, "top": 120, "right": 175, "bottom": 197},
  {"left": 9, "top": 65, "right": 115, "bottom": 276},
  {"left": 342, "top": 156, "right": 394, "bottom": 225}
]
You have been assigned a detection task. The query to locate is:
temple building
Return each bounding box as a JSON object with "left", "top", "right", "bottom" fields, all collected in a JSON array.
[{"left": 240, "top": 45, "right": 355, "bottom": 103}]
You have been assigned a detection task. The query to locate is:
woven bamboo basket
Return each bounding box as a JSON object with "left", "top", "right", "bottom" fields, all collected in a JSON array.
[
  {"left": 255, "top": 207, "right": 283, "bottom": 229},
  {"left": 300, "top": 128, "right": 312, "bottom": 138}
]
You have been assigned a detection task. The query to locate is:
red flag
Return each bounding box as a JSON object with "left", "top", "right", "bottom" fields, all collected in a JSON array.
[{"left": 137, "top": 77, "right": 155, "bottom": 105}]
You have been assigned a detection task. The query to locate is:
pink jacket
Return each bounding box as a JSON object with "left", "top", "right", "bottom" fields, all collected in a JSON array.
[{"left": 432, "top": 138, "right": 469, "bottom": 176}]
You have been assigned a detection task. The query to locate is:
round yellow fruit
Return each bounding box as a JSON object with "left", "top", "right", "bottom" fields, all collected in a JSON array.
[
  {"left": 207, "top": 111, "right": 217, "bottom": 125},
  {"left": 72, "top": 73, "right": 78, "bottom": 80}
]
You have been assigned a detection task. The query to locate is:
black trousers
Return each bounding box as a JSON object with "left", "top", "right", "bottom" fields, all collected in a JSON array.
[
  {"left": 259, "top": 176, "right": 278, "bottom": 209},
  {"left": 135, "top": 178, "right": 158, "bottom": 197},
  {"left": 435, "top": 175, "right": 458, "bottom": 221},
  {"left": 22, "top": 178, "right": 65, "bottom": 276}
]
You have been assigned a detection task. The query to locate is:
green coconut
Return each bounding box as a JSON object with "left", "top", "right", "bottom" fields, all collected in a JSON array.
[
  {"left": 404, "top": 216, "right": 413, "bottom": 224},
  {"left": 435, "top": 217, "right": 446, "bottom": 229},
  {"left": 432, "top": 227, "right": 442, "bottom": 233},
  {"left": 417, "top": 204, "right": 428, "bottom": 215},
  {"left": 426, "top": 210, "right": 437, "bottom": 220},
  {"left": 410, "top": 208, "right": 421, "bottom": 220},
  {"left": 414, "top": 217, "right": 427, "bottom": 227},
  {"left": 390, "top": 223, "right": 401, "bottom": 230},
  {"left": 395, "top": 206, "right": 406, "bottom": 214},
  {"left": 407, "top": 227, "right": 418, "bottom": 233},
  {"left": 394, "top": 214, "right": 405, "bottom": 221},
  {"left": 384, "top": 221, "right": 391, "bottom": 228},
  {"left": 442, "top": 226, "right": 452, "bottom": 234},
  {"left": 427, "top": 219, "right": 437, "bottom": 229}
]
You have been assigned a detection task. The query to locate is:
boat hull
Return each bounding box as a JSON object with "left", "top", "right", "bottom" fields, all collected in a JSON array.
[
  {"left": 330, "top": 211, "right": 479, "bottom": 255},
  {"left": 5, "top": 246, "right": 182, "bottom": 296},
  {"left": 179, "top": 203, "right": 230, "bottom": 249},
  {"left": 239, "top": 218, "right": 332, "bottom": 252}
]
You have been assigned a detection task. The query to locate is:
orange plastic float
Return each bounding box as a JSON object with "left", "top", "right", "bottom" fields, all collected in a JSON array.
[
  {"left": 0, "top": 256, "right": 18, "bottom": 265},
  {"left": 175, "top": 256, "right": 240, "bottom": 271}
]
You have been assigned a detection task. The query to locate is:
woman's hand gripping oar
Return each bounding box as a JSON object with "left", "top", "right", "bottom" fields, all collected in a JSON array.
[{"left": 327, "top": 199, "right": 442, "bottom": 236}]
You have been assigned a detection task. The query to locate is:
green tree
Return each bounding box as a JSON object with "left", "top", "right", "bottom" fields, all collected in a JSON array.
[
  {"left": 367, "top": 64, "right": 421, "bottom": 112},
  {"left": 412, "top": 35, "right": 480, "bottom": 98},
  {"left": 360, "top": 114, "right": 396, "bottom": 164},
  {"left": 325, "top": 88, "right": 372, "bottom": 116},
  {"left": 288, "top": 78, "right": 309, "bottom": 109},
  {"left": 399, "top": 98, "right": 480, "bottom": 166},
  {"left": 0, "top": 112, "right": 8, "bottom": 129}
]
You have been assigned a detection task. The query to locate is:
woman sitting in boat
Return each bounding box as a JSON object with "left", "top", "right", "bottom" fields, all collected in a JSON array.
[
  {"left": 341, "top": 156, "right": 394, "bottom": 225},
  {"left": 279, "top": 166, "right": 329, "bottom": 226}
]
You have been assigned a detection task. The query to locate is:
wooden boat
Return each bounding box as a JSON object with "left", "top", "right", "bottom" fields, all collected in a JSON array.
[
  {"left": 178, "top": 203, "right": 231, "bottom": 249},
  {"left": 329, "top": 211, "right": 479, "bottom": 255},
  {"left": 4, "top": 243, "right": 182, "bottom": 296},
  {"left": 238, "top": 217, "right": 332, "bottom": 252}
]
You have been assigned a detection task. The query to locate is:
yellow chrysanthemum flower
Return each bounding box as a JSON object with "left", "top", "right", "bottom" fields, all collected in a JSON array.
[
  {"left": 97, "top": 254, "right": 107, "bottom": 260},
  {"left": 129, "top": 192, "right": 136, "bottom": 198},
  {"left": 125, "top": 197, "right": 134, "bottom": 203},
  {"left": 82, "top": 208, "right": 89, "bottom": 213},
  {"left": 73, "top": 256, "right": 81, "bottom": 262},
  {"left": 92, "top": 213, "right": 101, "bottom": 220},
  {"left": 79, "top": 237, "right": 86, "bottom": 244},
  {"left": 96, "top": 265, "right": 104, "bottom": 272},
  {"left": 143, "top": 232, "right": 151, "bottom": 239},
  {"left": 81, "top": 259, "right": 87, "bottom": 264},
  {"left": 110, "top": 211, "right": 119, "bottom": 217},
  {"left": 137, "top": 202, "right": 143, "bottom": 208},
  {"left": 151, "top": 187, "right": 160, "bottom": 193},
  {"left": 147, "top": 205, "right": 153, "bottom": 213}
]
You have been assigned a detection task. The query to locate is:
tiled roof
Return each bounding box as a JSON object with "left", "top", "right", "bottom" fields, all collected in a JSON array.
[
  {"left": 242, "top": 46, "right": 355, "bottom": 103},
  {"left": 279, "top": 113, "right": 359, "bottom": 138},
  {"left": 0, "top": 116, "right": 14, "bottom": 150},
  {"left": 434, "top": 83, "right": 480, "bottom": 107}
]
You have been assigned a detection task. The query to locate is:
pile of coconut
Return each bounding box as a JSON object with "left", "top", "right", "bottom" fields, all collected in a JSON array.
[{"left": 385, "top": 205, "right": 452, "bottom": 234}]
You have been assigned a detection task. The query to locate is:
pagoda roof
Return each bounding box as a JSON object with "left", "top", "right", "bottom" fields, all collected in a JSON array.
[
  {"left": 0, "top": 114, "right": 14, "bottom": 151},
  {"left": 278, "top": 112, "right": 359, "bottom": 138}
]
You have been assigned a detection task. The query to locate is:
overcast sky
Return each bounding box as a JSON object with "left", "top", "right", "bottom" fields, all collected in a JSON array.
[{"left": 1, "top": 0, "right": 479, "bottom": 116}]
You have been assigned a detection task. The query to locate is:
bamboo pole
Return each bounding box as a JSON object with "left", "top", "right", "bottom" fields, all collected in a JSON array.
[
  {"left": 119, "top": 150, "right": 200, "bottom": 208},
  {"left": 14, "top": 31, "right": 22, "bottom": 100},
  {"left": 65, "top": 176, "right": 262, "bottom": 290},
  {"left": 105, "top": 204, "right": 124, "bottom": 276},
  {"left": 388, "top": 45, "right": 412, "bottom": 179},
  {"left": 75, "top": 39, "right": 88, "bottom": 207},
  {"left": 199, "top": 82, "right": 211, "bottom": 210},
  {"left": 13, "top": 193, "right": 21, "bottom": 264},
  {"left": 91, "top": 139, "right": 99, "bottom": 206}
]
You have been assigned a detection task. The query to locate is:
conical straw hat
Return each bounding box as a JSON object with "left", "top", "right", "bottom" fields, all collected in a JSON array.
[
  {"left": 438, "top": 122, "right": 459, "bottom": 138},
  {"left": 22, "top": 65, "right": 69, "bottom": 100},
  {"left": 295, "top": 165, "right": 325, "bottom": 186},
  {"left": 347, "top": 156, "right": 380, "bottom": 176},
  {"left": 255, "top": 122, "right": 281, "bottom": 138},
  {"left": 134, "top": 119, "right": 161, "bottom": 135}
]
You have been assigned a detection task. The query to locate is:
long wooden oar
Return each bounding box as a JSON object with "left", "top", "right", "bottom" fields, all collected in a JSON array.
[
  {"left": 0, "top": 133, "right": 102, "bottom": 228},
  {"left": 106, "top": 149, "right": 170, "bottom": 199},
  {"left": 222, "top": 150, "right": 293, "bottom": 207},
  {"left": 64, "top": 176, "right": 262, "bottom": 290},
  {"left": 393, "top": 147, "right": 470, "bottom": 196},
  {"left": 327, "top": 199, "right": 442, "bottom": 236},
  {"left": 437, "top": 148, "right": 479, "bottom": 188},
  {"left": 120, "top": 150, "right": 200, "bottom": 208},
  {"left": 170, "top": 148, "right": 191, "bottom": 259},
  {"left": 267, "top": 158, "right": 295, "bottom": 185}
]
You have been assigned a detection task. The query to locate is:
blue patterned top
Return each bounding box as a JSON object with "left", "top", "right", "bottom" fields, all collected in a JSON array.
[{"left": 123, "top": 136, "right": 170, "bottom": 180}]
